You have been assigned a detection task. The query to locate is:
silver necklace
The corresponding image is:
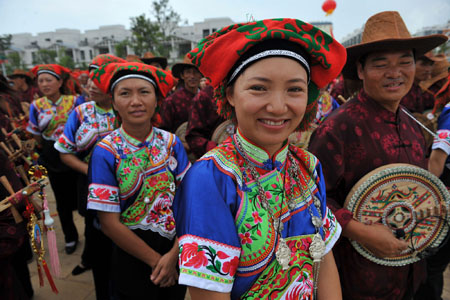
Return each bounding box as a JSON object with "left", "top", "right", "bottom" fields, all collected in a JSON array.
[{"left": 235, "top": 136, "right": 325, "bottom": 298}]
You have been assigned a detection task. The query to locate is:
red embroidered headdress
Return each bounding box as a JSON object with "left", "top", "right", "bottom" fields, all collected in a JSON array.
[
  {"left": 89, "top": 54, "right": 127, "bottom": 72},
  {"left": 31, "top": 64, "right": 71, "bottom": 80},
  {"left": 187, "top": 18, "right": 347, "bottom": 131},
  {"left": 91, "top": 62, "right": 176, "bottom": 98}
]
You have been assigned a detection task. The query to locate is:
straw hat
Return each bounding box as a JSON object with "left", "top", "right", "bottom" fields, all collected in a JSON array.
[
  {"left": 420, "top": 54, "right": 450, "bottom": 91},
  {"left": 342, "top": 11, "right": 447, "bottom": 79},
  {"left": 8, "top": 69, "right": 34, "bottom": 83},
  {"left": 171, "top": 54, "right": 201, "bottom": 79},
  {"left": 141, "top": 52, "right": 168, "bottom": 70},
  {"left": 125, "top": 54, "right": 143, "bottom": 63}
]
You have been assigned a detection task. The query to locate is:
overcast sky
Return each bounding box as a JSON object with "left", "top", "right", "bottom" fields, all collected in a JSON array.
[{"left": 0, "top": 0, "right": 449, "bottom": 42}]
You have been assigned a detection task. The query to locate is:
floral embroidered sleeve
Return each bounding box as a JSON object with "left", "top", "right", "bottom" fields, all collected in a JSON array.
[
  {"left": 26, "top": 101, "right": 40, "bottom": 135},
  {"left": 54, "top": 108, "right": 80, "bottom": 154},
  {"left": 433, "top": 105, "right": 450, "bottom": 155},
  {"left": 87, "top": 141, "right": 120, "bottom": 213},
  {"left": 173, "top": 160, "right": 241, "bottom": 293}
]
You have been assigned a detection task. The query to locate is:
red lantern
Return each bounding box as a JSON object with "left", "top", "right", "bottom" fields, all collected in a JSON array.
[{"left": 322, "top": 0, "right": 337, "bottom": 16}]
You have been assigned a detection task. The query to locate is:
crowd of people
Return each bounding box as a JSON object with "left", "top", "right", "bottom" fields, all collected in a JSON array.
[{"left": 1, "top": 10, "right": 450, "bottom": 300}]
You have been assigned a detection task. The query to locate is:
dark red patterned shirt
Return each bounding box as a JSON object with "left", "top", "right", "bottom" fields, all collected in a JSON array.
[
  {"left": 400, "top": 82, "right": 435, "bottom": 113},
  {"left": 159, "top": 86, "right": 197, "bottom": 133},
  {"left": 19, "top": 86, "right": 42, "bottom": 103},
  {"left": 309, "top": 89, "right": 427, "bottom": 300},
  {"left": 185, "top": 85, "right": 225, "bottom": 159}
]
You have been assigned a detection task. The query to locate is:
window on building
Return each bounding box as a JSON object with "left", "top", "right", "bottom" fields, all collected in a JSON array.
[
  {"left": 89, "top": 50, "right": 93, "bottom": 60},
  {"left": 212, "top": 28, "right": 217, "bottom": 32},
  {"left": 80, "top": 50, "right": 85, "bottom": 61},
  {"left": 202, "top": 29, "right": 210, "bottom": 38},
  {"left": 45, "top": 38, "right": 51, "bottom": 42}
]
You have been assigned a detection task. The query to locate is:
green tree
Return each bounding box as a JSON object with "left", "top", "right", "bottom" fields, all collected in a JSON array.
[
  {"left": 59, "top": 55, "right": 75, "bottom": 69},
  {"left": 0, "top": 34, "right": 12, "bottom": 65},
  {"left": 151, "top": 0, "right": 181, "bottom": 40},
  {"left": 115, "top": 39, "right": 129, "bottom": 58},
  {"left": 129, "top": 0, "right": 182, "bottom": 58},
  {"left": 5, "top": 52, "right": 26, "bottom": 73},
  {"left": 130, "top": 14, "right": 162, "bottom": 57},
  {"left": 33, "top": 49, "right": 57, "bottom": 64}
]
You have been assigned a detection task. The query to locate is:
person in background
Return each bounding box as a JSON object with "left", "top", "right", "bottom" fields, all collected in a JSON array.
[
  {"left": 141, "top": 52, "right": 168, "bottom": 70},
  {"left": 414, "top": 100, "right": 450, "bottom": 300},
  {"left": 8, "top": 69, "right": 41, "bottom": 104},
  {"left": 55, "top": 54, "right": 126, "bottom": 299},
  {"left": 185, "top": 84, "right": 226, "bottom": 159},
  {"left": 400, "top": 51, "right": 438, "bottom": 114},
  {"left": 159, "top": 54, "right": 202, "bottom": 133},
  {"left": 87, "top": 62, "right": 190, "bottom": 299},
  {"left": 0, "top": 74, "right": 24, "bottom": 131},
  {"left": 27, "top": 64, "right": 85, "bottom": 255}
]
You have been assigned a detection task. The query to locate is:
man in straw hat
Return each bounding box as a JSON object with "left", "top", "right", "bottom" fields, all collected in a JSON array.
[
  {"left": 159, "top": 53, "right": 202, "bottom": 134},
  {"left": 415, "top": 54, "right": 450, "bottom": 300},
  {"left": 8, "top": 69, "right": 41, "bottom": 104},
  {"left": 400, "top": 52, "right": 440, "bottom": 114},
  {"left": 309, "top": 11, "right": 447, "bottom": 299},
  {"left": 423, "top": 54, "right": 450, "bottom": 117},
  {"left": 141, "top": 51, "right": 168, "bottom": 70}
]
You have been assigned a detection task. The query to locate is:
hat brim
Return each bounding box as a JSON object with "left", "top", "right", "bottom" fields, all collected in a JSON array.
[
  {"left": 171, "top": 63, "right": 201, "bottom": 79},
  {"left": 342, "top": 34, "right": 448, "bottom": 80},
  {"left": 141, "top": 57, "right": 168, "bottom": 70}
]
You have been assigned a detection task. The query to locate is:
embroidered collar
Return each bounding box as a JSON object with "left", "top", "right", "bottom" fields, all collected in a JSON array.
[
  {"left": 94, "top": 103, "right": 114, "bottom": 115},
  {"left": 45, "top": 95, "right": 63, "bottom": 106},
  {"left": 234, "top": 128, "right": 288, "bottom": 171},
  {"left": 119, "top": 126, "right": 154, "bottom": 148}
]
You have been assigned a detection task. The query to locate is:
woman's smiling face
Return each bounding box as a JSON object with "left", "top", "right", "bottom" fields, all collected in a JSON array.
[{"left": 226, "top": 57, "right": 308, "bottom": 156}]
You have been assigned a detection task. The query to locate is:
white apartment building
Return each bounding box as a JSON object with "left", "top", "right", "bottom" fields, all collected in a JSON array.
[
  {"left": 5, "top": 17, "right": 337, "bottom": 70},
  {"left": 7, "top": 25, "right": 132, "bottom": 69}
]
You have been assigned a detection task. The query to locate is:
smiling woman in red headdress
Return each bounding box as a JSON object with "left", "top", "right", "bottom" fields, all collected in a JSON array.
[{"left": 173, "top": 18, "right": 346, "bottom": 300}]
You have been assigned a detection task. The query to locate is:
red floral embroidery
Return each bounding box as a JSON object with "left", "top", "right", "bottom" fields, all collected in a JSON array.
[
  {"left": 239, "top": 232, "right": 253, "bottom": 244},
  {"left": 164, "top": 216, "right": 175, "bottom": 231},
  {"left": 181, "top": 242, "right": 209, "bottom": 268},
  {"left": 150, "top": 146, "right": 160, "bottom": 156},
  {"left": 222, "top": 256, "right": 239, "bottom": 277},
  {"left": 252, "top": 211, "right": 262, "bottom": 224},
  {"left": 216, "top": 251, "right": 229, "bottom": 259},
  {"left": 94, "top": 188, "right": 111, "bottom": 200}
]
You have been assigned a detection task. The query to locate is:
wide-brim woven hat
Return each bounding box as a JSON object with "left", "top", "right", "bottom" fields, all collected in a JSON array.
[
  {"left": 342, "top": 11, "right": 448, "bottom": 80},
  {"left": 171, "top": 54, "right": 201, "bottom": 79},
  {"left": 420, "top": 54, "right": 450, "bottom": 91},
  {"left": 8, "top": 69, "right": 34, "bottom": 80},
  {"left": 141, "top": 52, "right": 168, "bottom": 70}
]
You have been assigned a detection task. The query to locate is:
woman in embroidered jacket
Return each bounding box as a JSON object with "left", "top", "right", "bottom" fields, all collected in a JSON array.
[
  {"left": 27, "top": 64, "right": 85, "bottom": 254},
  {"left": 173, "top": 19, "right": 346, "bottom": 300},
  {"left": 87, "top": 62, "right": 191, "bottom": 299},
  {"left": 54, "top": 54, "right": 126, "bottom": 298}
]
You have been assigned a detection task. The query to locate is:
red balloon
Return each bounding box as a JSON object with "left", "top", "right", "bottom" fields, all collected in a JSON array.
[{"left": 322, "top": 0, "right": 337, "bottom": 16}]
